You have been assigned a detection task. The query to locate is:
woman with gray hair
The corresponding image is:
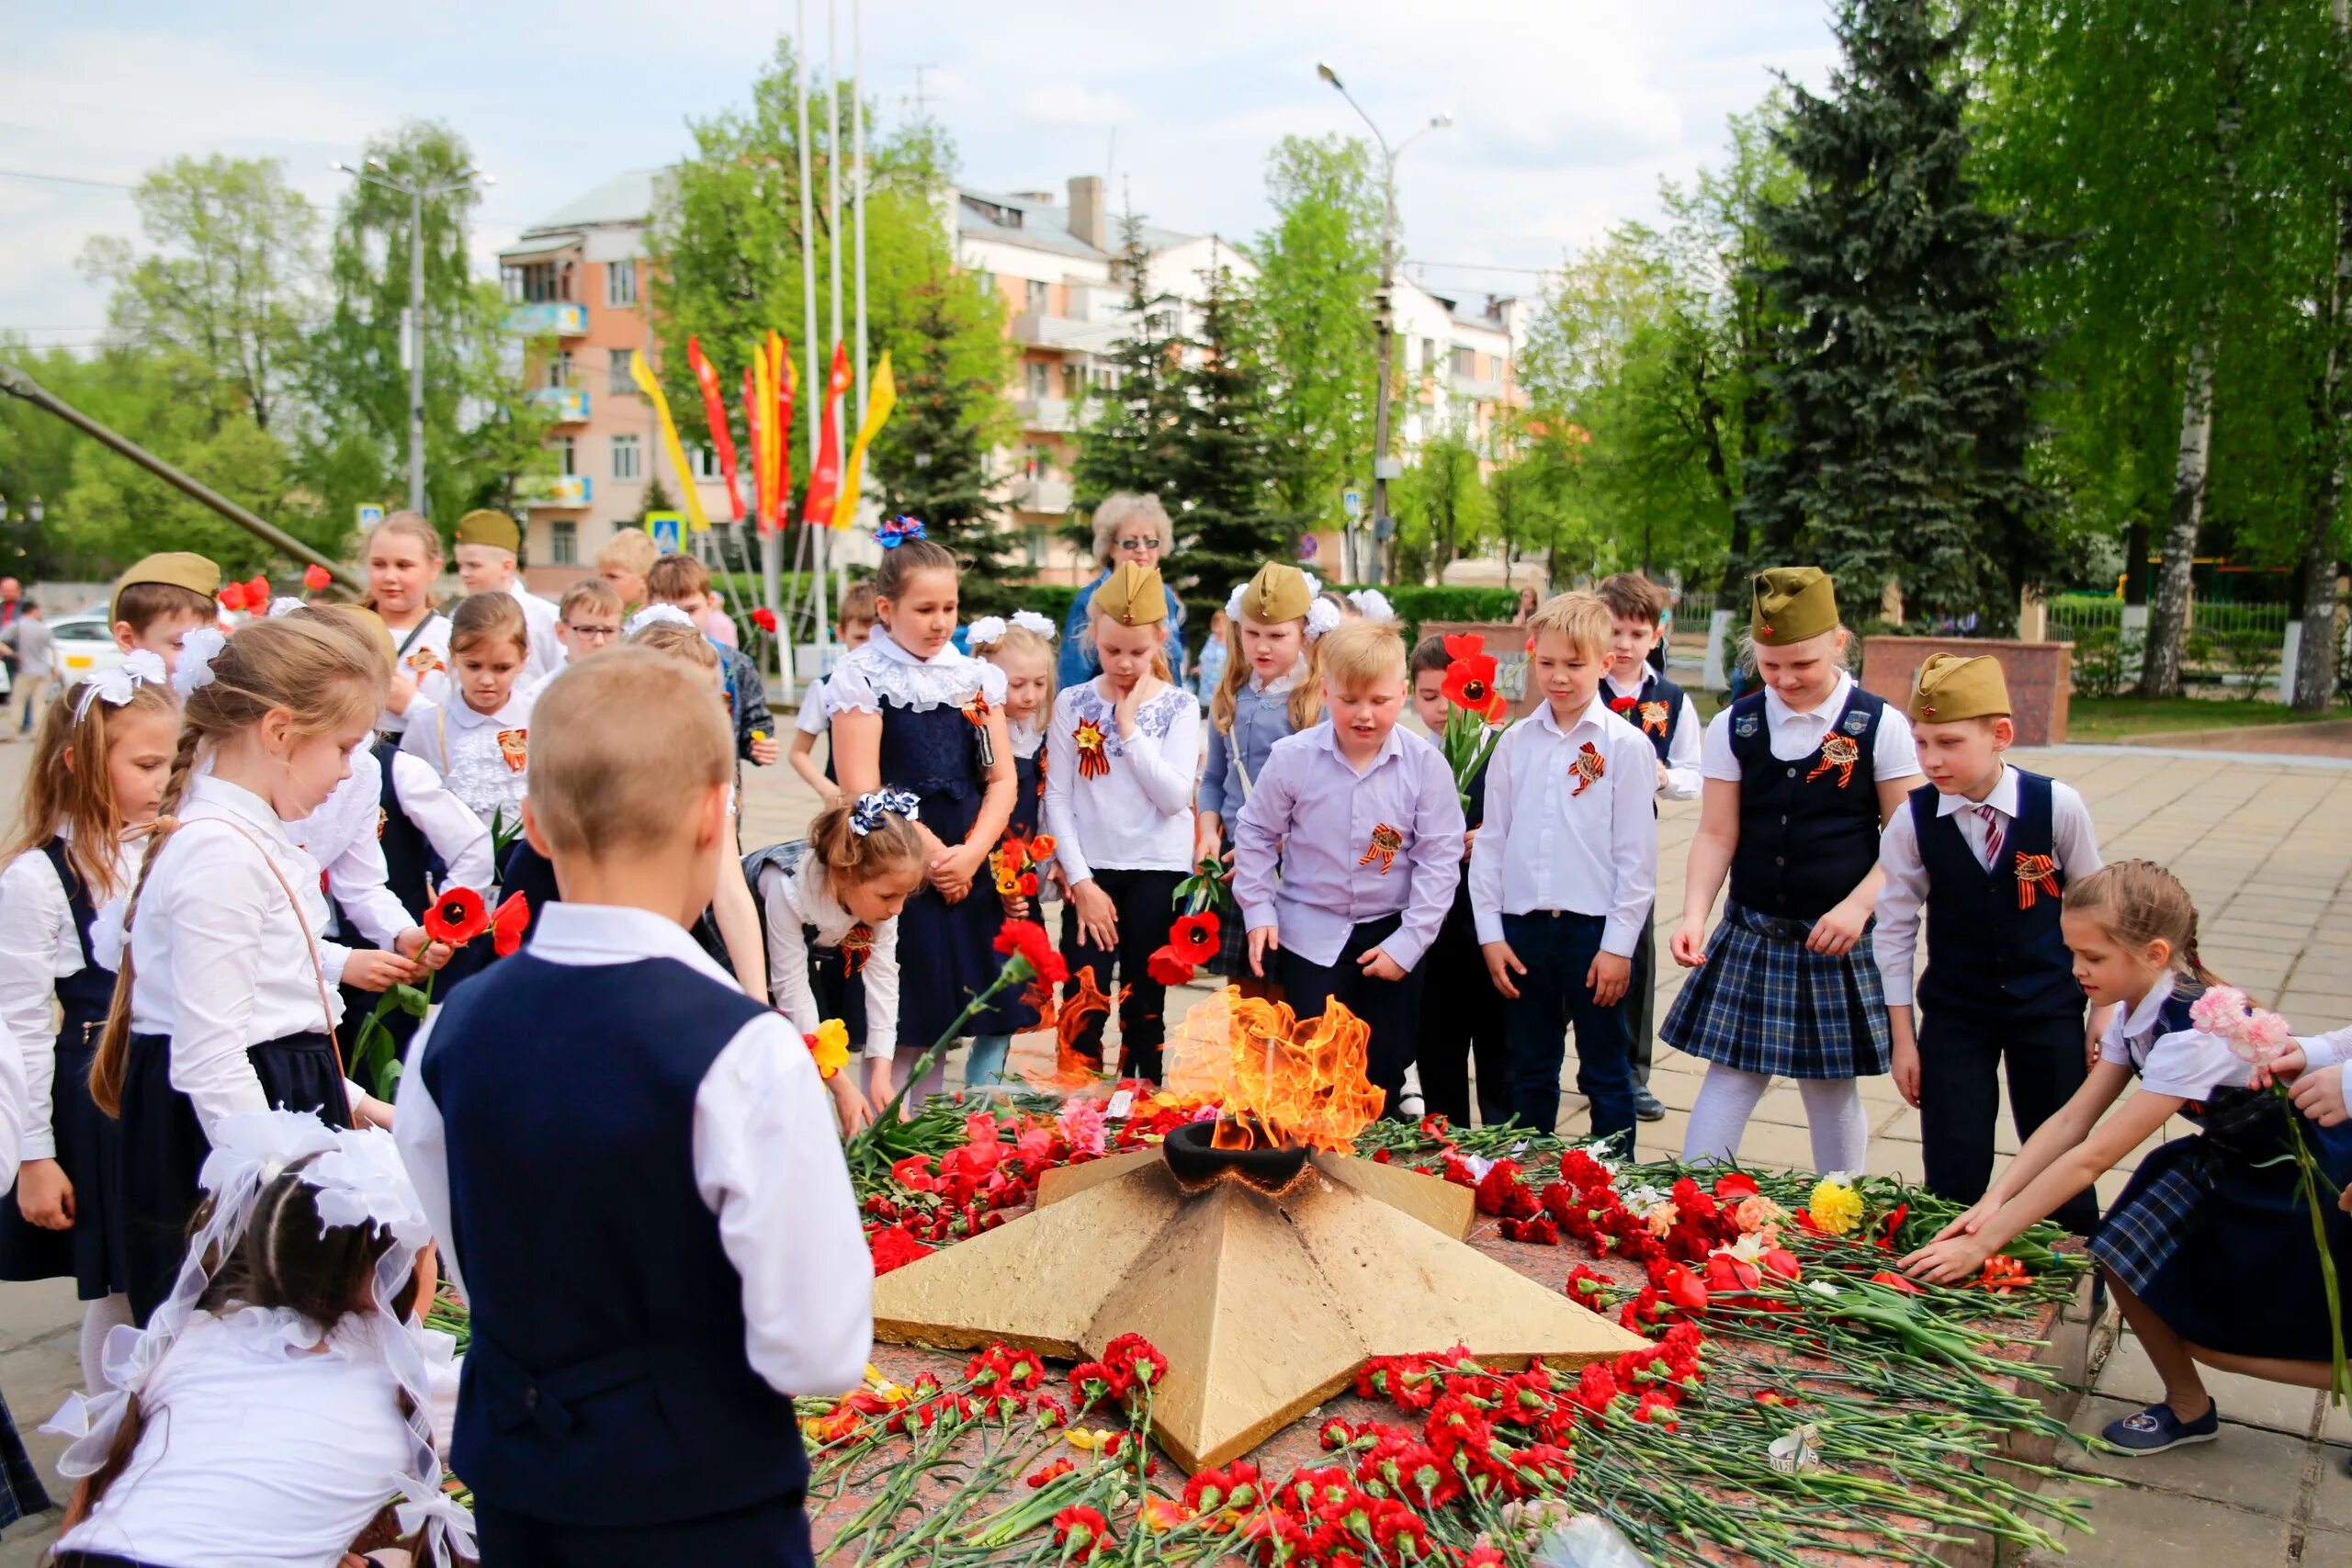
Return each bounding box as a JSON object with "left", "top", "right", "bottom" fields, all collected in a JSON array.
[{"left": 1057, "top": 491, "right": 1187, "bottom": 687}]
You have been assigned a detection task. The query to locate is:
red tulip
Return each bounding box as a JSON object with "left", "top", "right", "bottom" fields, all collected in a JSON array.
[
  {"left": 424, "top": 886, "right": 489, "bottom": 946},
  {"left": 303, "top": 563, "right": 333, "bottom": 592},
  {"left": 489, "top": 890, "right": 530, "bottom": 956}
]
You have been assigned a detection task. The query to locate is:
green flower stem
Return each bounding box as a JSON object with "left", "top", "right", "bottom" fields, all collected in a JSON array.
[{"left": 848, "top": 959, "right": 1029, "bottom": 1159}]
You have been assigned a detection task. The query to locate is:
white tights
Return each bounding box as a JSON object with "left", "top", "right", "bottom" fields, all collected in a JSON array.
[
  {"left": 80, "top": 1292, "right": 132, "bottom": 1392},
  {"left": 1681, "top": 1066, "right": 1870, "bottom": 1175}
]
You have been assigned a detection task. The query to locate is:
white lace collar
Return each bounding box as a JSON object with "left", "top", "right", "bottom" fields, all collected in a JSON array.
[
  {"left": 1249, "top": 655, "right": 1308, "bottom": 697},
  {"left": 446, "top": 690, "right": 529, "bottom": 730},
  {"left": 829, "top": 627, "right": 1007, "bottom": 716},
  {"left": 1009, "top": 714, "right": 1045, "bottom": 759}
]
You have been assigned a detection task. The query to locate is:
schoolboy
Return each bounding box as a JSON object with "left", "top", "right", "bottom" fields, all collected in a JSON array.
[
  {"left": 1408, "top": 635, "right": 1508, "bottom": 1126},
  {"left": 108, "top": 550, "right": 220, "bottom": 672},
  {"left": 595, "top": 526, "right": 659, "bottom": 615},
  {"left": 1593, "top": 572, "right": 1702, "bottom": 1124},
  {"left": 1872, "top": 652, "right": 2108, "bottom": 1235},
  {"left": 1468, "top": 592, "right": 1658, "bottom": 1147},
  {"left": 648, "top": 553, "right": 778, "bottom": 766},
  {"left": 1234, "top": 618, "right": 1465, "bottom": 1111},
  {"left": 520, "top": 578, "right": 627, "bottom": 706},
  {"left": 789, "top": 583, "right": 878, "bottom": 805},
  {"left": 452, "top": 508, "right": 563, "bottom": 681},
  {"left": 397, "top": 649, "right": 870, "bottom": 1563}
]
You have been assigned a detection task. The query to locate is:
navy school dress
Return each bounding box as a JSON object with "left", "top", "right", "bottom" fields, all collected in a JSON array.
[
  {"left": 967, "top": 732, "right": 1045, "bottom": 1038},
  {"left": 742, "top": 840, "right": 873, "bottom": 1045},
  {"left": 876, "top": 693, "right": 1004, "bottom": 1053},
  {"left": 0, "top": 840, "right": 130, "bottom": 1299},
  {"left": 1661, "top": 683, "right": 1894, "bottom": 1078},
  {"left": 2090, "top": 985, "right": 2352, "bottom": 1362},
  {"left": 335, "top": 737, "right": 442, "bottom": 1059}
]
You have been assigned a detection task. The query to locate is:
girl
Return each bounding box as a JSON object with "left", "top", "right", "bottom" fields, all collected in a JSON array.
[
  {"left": 828, "top": 528, "right": 1016, "bottom": 1111},
  {"left": 400, "top": 590, "right": 533, "bottom": 833},
  {"left": 965, "top": 612, "right": 1057, "bottom": 1088},
  {"left": 1192, "top": 607, "right": 1228, "bottom": 707},
  {"left": 0, "top": 661, "right": 175, "bottom": 1389},
  {"left": 750, "top": 794, "right": 927, "bottom": 1134},
  {"left": 1196, "top": 563, "right": 1336, "bottom": 993},
  {"left": 94, "top": 616, "right": 420, "bottom": 1324},
  {"left": 359, "top": 510, "right": 452, "bottom": 739},
  {"left": 1665, "top": 567, "right": 1921, "bottom": 1175},
  {"left": 52, "top": 1119, "right": 465, "bottom": 1568},
  {"left": 1906, "top": 862, "right": 2352, "bottom": 1454},
  {"left": 1044, "top": 561, "right": 1201, "bottom": 1082}
]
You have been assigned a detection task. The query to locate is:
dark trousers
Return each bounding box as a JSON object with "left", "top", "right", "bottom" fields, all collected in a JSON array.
[
  {"left": 1416, "top": 904, "right": 1509, "bottom": 1127},
  {"left": 1058, "top": 866, "right": 1184, "bottom": 1081},
  {"left": 1919, "top": 1006, "right": 2100, "bottom": 1236},
  {"left": 1278, "top": 912, "right": 1429, "bottom": 1115},
  {"left": 1502, "top": 911, "right": 1634, "bottom": 1150},
  {"left": 1615, "top": 902, "right": 1657, "bottom": 1089},
  {"left": 474, "top": 1490, "right": 814, "bottom": 1567}
]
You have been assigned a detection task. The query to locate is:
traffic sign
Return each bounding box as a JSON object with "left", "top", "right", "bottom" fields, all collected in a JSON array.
[
  {"left": 1343, "top": 489, "right": 1363, "bottom": 518},
  {"left": 645, "top": 511, "right": 684, "bottom": 556},
  {"left": 1297, "top": 535, "right": 1319, "bottom": 561},
  {"left": 356, "top": 503, "right": 385, "bottom": 528}
]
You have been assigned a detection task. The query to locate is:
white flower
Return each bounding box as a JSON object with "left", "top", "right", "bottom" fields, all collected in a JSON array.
[
  {"left": 1010, "top": 609, "right": 1057, "bottom": 640},
  {"left": 1712, "top": 1232, "right": 1770, "bottom": 1265},
  {"left": 1306, "top": 599, "right": 1343, "bottom": 641},
  {"left": 171, "top": 626, "right": 227, "bottom": 699},
  {"left": 966, "top": 615, "right": 1008, "bottom": 649},
  {"left": 624, "top": 604, "right": 695, "bottom": 636}
]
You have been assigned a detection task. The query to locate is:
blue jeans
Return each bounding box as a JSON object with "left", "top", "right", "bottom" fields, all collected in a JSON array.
[{"left": 1501, "top": 911, "right": 1635, "bottom": 1150}]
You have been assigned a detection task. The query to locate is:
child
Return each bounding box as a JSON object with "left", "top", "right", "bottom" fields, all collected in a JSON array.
[
  {"left": 1408, "top": 634, "right": 1508, "bottom": 1128},
  {"left": 1046, "top": 561, "right": 1201, "bottom": 1082},
  {"left": 1193, "top": 606, "right": 1229, "bottom": 706},
  {"left": 749, "top": 793, "right": 927, "bottom": 1133},
  {"left": 788, "top": 582, "right": 877, "bottom": 806},
  {"left": 92, "top": 616, "right": 419, "bottom": 1323},
  {"left": 401, "top": 591, "right": 536, "bottom": 832},
  {"left": 1876, "top": 653, "right": 2107, "bottom": 1235},
  {"left": 1468, "top": 593, "right": 1658, "bottom": 1145},
  {"left": 1905, "top": 861, "right": 2352, "bottom": 1452},
  {"left": 3, "top": 598, "right": 51, "bottom": 734},
  {"left": 1198, "top": 563, "right": 1338, "bottom": 991},
  {"left": 397, "top": 649, "right": 870, "bottom": 1561},
  {"left": 965, "top": 611, "right": 1058, "bottom": 1088},
  {"left": 0, "top": 661, "right": 175, "bottom": 1387},
  {"left": 649, "top": 552, "right": 777, "bottom": 767},
  {"left": 521, "top": 576, "right": 626, "bottom": 705},
  {"left": 1665, "top": 568, "right": 1921, "bottom": 1174},
  {"left": 107, "top": 551, "right": 221, "bottom": 674},
  {"left": 829, "top": 531, "right": 1016, "bottom": 1108},
  {"left": 451, "top": 507, "right": 563, "bottom": 680},
  {"left": 50, "top": 1117, "right": 464, "bottom": 1566},
  {"left": 596, "top": 525, "right": 659, "bottom": 615},
  {"left": 1595, "top": 572, "right": 1702, "bottom": 1125},
  {"left": 1237, "top": 618, "right": 1464, "bottom": 1108},
  {"left": 361, "top": 511, "right": 452, "bottom": 739}
]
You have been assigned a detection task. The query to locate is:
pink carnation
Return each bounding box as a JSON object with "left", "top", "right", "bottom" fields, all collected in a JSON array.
[
  {"left": 2188, "top": 985, "right": 2252, "bottom": 1038},
  {"left": 1057, "top": 1100, "right": 1108, "bottom": 1158},
  {"left": 2232, "top": 1008, "right": 2294, "bottom": 1065}
]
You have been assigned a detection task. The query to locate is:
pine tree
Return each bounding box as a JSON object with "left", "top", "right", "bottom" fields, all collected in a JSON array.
[
  {"left": 635, "top": 473, "right": 674, "bottom": 522},
  {"left": 872, "top": 271, "right": 1014, "bottom": 612},
  {"left": 1738, "top": 0, "right": 2062, "bottom": 626},
  {"left": 1167, "top": 265, "right": 1306, "bottom": 624},
  {"left": 1072, "top": 211, "right": 1188, "bottom": 548}
]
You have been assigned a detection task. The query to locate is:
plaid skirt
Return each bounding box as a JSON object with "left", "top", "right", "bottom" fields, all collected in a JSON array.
[
  {"left": 1205, "top": 829, "right": 1253, "bottom": 979},
  {"left": 0, "top": 1387, "right": 51, "bottom": 1527},
  {"left": 1659, "top": 901, "right": 1891, "bottom": 1079}
]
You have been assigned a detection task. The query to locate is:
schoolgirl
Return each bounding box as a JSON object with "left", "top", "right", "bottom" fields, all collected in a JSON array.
[
  {"left": 964, "top": 610, "right": 1059, "bottom": 1088},
  {"left": 359, "top": 510, "right": 453, "bottom": 739},
  {"left": 1905, "top": 862, "right": 2352, "bottom": 1453},
  {"left": 825, "top": 525, "right": 1016, "bottom": 1108},
  {"left": 398, "top": 591, "right": 535, "bottom": 833},
  {"left": 1195, "top": 564, "right": 1338, "bottom": 990},
  {"left": 0, "top": 660, "right": 175, "bottom": 1387},
  {"left": 93, "top": 616, "right": 419, "bottom": 1323},
  {"left": 748, "top": 794, "right": 925, "bottom": 1133},
  {"left": 1043, "top": 562, "right": 1202, "bottom": 1082},
  {"left": 1664, "top": 568, "right": 1921, "bottom": 1175},
  {"left": 0, "top": 1019, "right": 51, "bottom": 1527}
]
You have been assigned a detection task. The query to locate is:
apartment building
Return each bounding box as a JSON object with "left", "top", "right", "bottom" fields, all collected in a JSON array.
[{"left": 1391, "top": 280, "right": 1530, "bottom": 463}]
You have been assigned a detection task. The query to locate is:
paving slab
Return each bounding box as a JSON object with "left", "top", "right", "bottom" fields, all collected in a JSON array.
[
  {"left": 2019, "top": 1478, "right": 2293, "bottom": 1562},
  {"left": 2061, "top": 1393, "right": 2310, "bottom": 1517},
  {"left": 2092, "top": 1331, "right": 2325, "bottom": 1438}
]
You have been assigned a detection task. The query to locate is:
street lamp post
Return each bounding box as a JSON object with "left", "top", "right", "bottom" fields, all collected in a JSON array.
[
  {"left": 332, "top": 157, "right": 494, "bottom": 515},
  {"left": 1316, "top": 64, "right": 1448, "bottom": 586}
]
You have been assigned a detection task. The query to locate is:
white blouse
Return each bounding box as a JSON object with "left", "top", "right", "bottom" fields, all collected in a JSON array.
[
  {"left": 399, "top": 686, "right": 535, "bottom": 830},
  {"left": 377, "top": 612, "right": 453, "bottom": 735},
  {"left": 823, "top": 626, "right": 1007, "bottom": 717},
  {"left": 1044, "top": 679, "right": 1200, "bottom": 884},
  {"left": 288, "top": 749, "right": 495, "bottom": 945},
  {"left": 0, "top": 832, "right": 125, "bottom": 1158},
  {"left": 758, "top": 856, "right": 901, "bottom": 1060},
  {"left": 54, "top": 1305, "right": 460, "bottom": 1568},
  {"left": 510, "top": 581, "right": 566, "bottom": 682}
]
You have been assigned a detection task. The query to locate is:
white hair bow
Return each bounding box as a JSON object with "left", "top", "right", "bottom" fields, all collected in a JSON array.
[
  {"left": 266, "top": 596, "right": 307, "bottom": 618},
  {"left": 1010, "top": 609, "right": 1057, "bottom": 640},
  {"left": 966, "top": 615, "right": 1008, "bottom": 649},
  {"left": 1306, "top": 598, "right": 1344, "bottom": 641},
  {"left": 72, "top": 649, "right": 167, "bottom": 721},
  {"left": 1224, "top": 581, "right": 1249, "bottom": 620},
  {"left": 171, "top": 626, "right": 227, "bottom": 700},
  {"left": 1349, "top": 589, "right": 1396, "bottom": 623},
  {"left": 624, "top": 604, "right": 696, "bottom": 636},
  {"left": 1299, "top": 570, "right": 1323, "bottom": 601}
]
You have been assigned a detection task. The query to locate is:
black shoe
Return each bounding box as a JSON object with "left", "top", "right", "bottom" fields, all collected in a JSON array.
[
  {"left": 1633, "top": 1087, "right": 1667, "bottom": 1123},
  {"left": 2101, "top": 1401, "right": 2220, "bottom": 1455}
]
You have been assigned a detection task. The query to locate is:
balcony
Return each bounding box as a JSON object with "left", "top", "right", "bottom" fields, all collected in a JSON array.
[
  {"left": 518, "top": 473, "right": 592, "bottom": 507},
  {"left": 508, "top": 301, "right": 589, "bottom": 338},
  {"left": 1010, "top": 312, "right": 1104, "bottom": 351},
  {"left": 1451, "top": 372, "right": 1505, "bottom": 403},
  {"left": 530, "top": 386, "right": 590, "bottom": 423},
  {"left": 1015, "top": 395, "right": 1075, "bottom": 433},
  {"left": 1015, "top": 475, "right": 1073, "bottom": 515}
]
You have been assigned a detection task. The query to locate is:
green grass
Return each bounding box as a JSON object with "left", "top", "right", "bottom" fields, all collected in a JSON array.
[{"left": 2066, "top": 694, "right": 2335, "bottom": 743}]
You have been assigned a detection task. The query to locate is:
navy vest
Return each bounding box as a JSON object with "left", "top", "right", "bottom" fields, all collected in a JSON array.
[
  {"left": 1727, "top": 685, "right": 1887, "bottom": 922},
  {"left": 370, "top": 738, "right": 437, "bottom": 920},
  {"left": 1607, "top": 671, "right": 1687, "bottom": 766},
  {"left": 1911, "top": 771, "right": 2081, "bottom": 1021},
  {"left": 40, "top": 840, "right": 114, "bottom": 1025},
  {"left": 420, "top": 954, "right": 807, "bottom": 1525}
]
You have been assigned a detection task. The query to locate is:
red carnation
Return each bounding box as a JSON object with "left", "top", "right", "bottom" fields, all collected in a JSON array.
[
  {"left": 752, "top": 606, "right": 779, "bottom": 634},
  {"left": 866, "top": 1223, "right": 932, "bottom": 1275},
  {"left": 1102, "top": 1331, "right": 1168, "bottom": 1390},
  {"left": 993, "top": 919, "right": 1067, "bottom": 985},
  {"left": 1052, "top": 1505, "right": 1110, "bottom": 1562},
  {"left": 1025, "top": 1457, "right": 1074, "bottom": 1489}
]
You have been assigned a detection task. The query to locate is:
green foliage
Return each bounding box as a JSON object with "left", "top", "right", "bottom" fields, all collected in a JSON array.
[
  {"left": 1166, "top": 265, "right": 1306, "bottom": 626},
  {"left": 1325, "top": 583, "right": 1520, "bottom": 646},
  {"left": 1387, "top": 430, "right": 1489, "bottom": 585},
  {"left": 1071, "top": 211, "right": 1188, "bottom": 532},
  {"left": 873, "top": 269, "right": 1017, "bottom": 614},
  {"left": 2067, "top": 624, "right": 2143, "bottom": 700},
  {"left": 637, "top": 474, "right": 674, "bottom": 523},
  {"left": 2222, "top": 627, "right": 2282, "bottom": 700}
]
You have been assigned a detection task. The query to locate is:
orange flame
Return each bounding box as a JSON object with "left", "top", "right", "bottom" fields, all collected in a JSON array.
[
  {"left": 1014, "top": 966, "right": 1131, "bottom": 1090},
  {"left": 1160, "top": 987, "right": 1384, "bottom": 1152}
]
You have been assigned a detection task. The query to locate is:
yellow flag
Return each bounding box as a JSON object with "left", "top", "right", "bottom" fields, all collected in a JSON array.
[
  {"left": 630, "top": 351, "right": 711, "bottom": 533},
  {"left": 748, "top": 344, "right": 775, "bottom": 527},
  {"left": 831, "top": 353, "right": 897, "bottom": 530}
]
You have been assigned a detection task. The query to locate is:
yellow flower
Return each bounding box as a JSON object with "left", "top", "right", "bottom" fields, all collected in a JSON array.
[
  {"left": 809, "top": 1019, "right": 852, "bottom": 1079},
  {"left": 995, "top": 870, "right": 1021, "bottom": 896},
  {"left": 1807, "top": 1178, "right": 1863, "bottom": 1236},
  {"left": 1064, "top": 1427, "right": 1117, "bottom": 1451}
]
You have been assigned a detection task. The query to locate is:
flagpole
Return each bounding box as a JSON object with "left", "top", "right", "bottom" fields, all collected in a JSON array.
[
  {"left": 853, "top": 0, "right": 869, "bottom": 472},
  {"left": 819, "top": 0, "right": 843, "bottom": 652},
  {"left": 797, "top": 0, "right": 825, "bottom": 682}
]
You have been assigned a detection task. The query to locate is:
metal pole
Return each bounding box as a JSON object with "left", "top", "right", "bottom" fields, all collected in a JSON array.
[
  {"left": 1367, "top": 153, "right": 1396, "bottom": 589},
  {"left": 815, "top": 0, "right": 840, "bottom": 653},
  {"left": 409, "top": 184, "right": 427, "bottom": 514},
  {"left": 788, "top": 0, "right": 820, "bottom": 695},
  {"left": 853, "top": 0, "right": 869, "bottom": 432}
]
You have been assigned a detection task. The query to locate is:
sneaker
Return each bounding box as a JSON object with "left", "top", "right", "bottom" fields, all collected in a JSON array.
[
  {"left": 1396, "top": 1092, "right": 1426, "bottom": 1119},
  {"left": 2101, "top": 1401, "right": 2220, "bottom": 1455},
  {"left": 1632, "top": 1087, "right": 1667, "bottom": 1123}
]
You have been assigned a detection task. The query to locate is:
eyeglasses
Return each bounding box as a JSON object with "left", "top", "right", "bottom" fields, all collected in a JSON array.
[
  {"left": 566, "top": 623, "right": 621, "bottom": 641},
  {"left": 1116, "top": 536, "right": 1161, "bottom": 552}
]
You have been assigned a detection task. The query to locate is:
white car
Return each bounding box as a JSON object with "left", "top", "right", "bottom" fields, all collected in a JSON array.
[{"left": 46, "top": 611, "right": 126, "bottom": 683}]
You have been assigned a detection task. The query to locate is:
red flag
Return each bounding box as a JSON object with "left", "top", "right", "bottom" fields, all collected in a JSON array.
[
  {"left": 686, "top": 336, "right": 742, "bottom": 524},
  {"left": 799, "top": 341, "right": 852, "bottom": 529},
  {"left": 770, "top": 333, "right": 796, "bottom": 534}
]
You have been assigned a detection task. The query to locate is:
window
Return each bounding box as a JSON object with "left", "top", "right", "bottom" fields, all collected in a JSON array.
[
  {"left": 1061, "top": 362, "right": 1081, "bottom": 400},
  {"left": 1026, "top": 278, "right": 1049, "bottom": 314},
  {"left": 605, "top": 260, "right": 638, "bottom": 308},
  {"left": 509, "top": 261, "right": 561, "bottom": 302},
  {"left": 690, "top": 445, "right": 722, "bottom": 481},
  {"left": 611, "top": 434, "right": 641, "bottom": 481},
  {"left": 554, "top": 436, "right": 575, "bottom": 476},
  {"left": 545, "top": 352, "right": 571, "bottom": 389},
  {"left": 609, "top": 348, "right": 634, "bottom": 396},
  {"left": 1026, "top": 360, "right": 1051, "bottom": 400},
  {"left": 1452, "top": 345, "right": 1476, "bottom": 378},
  {"left": 1024, "top": 444, "right": 1052, "bottom": 480},
  {"left": 1420, "top": 338, "right": 1436, "bottom": 371},
  {"left": 550, "top": 521, "right": 578, "bottom": 565}
]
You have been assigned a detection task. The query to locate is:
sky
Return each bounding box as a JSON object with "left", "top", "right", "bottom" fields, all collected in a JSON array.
[{"left": 0, "top": 1, "right": 1840, "bottom": 350}]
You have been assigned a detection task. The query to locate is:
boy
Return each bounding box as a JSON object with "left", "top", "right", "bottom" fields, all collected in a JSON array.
[
  {"left": 1873, "top": 652, "right": 2107, "bottom": 1235},
  {"left": 521, "top": 578, "right": 627, "bottom": 705},
  {"left": 1, "top": 600, "right": 51, "bottom": 735},
  {"left": 788, "top": 583, "right": 877, "bottom": 805},
  {"left": 1469, "top": 592, "right": 1658, "bottom": 1146},
  {"left": 1408, "top": 635, "right": 1508, "bottom": 1126},
  {"left": 595, "top": 526, "right": 659, "bottom": 615},
  {"left": 1594, "top": 572, "right": 1703, "bottom": 1125},
  {"left": 107, "top": 550, "right": 220, "bottom": 672},
  {"left": 1235, "top": 618, "right": 1465, "bottom": 1110},
  {"left": 453, "top": 508, "right": 563, "bottom": 681},
  {"left": 397, "top": 649, "right": 870, "bottom": 1563},
  {"left": 649, "top": 553, "right": 777, "bottom": 766}
]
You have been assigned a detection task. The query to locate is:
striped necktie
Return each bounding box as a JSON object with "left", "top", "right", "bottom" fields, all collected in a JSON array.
[{"left": 1977, "top": 804, "right": 2005, "bottom": 870}]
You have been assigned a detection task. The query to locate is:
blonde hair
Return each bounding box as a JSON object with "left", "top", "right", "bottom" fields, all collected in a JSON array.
[
  {"left": 1084, "top": 598, "right": 1172, "bottom": 683},
  {"left": 449, "top": 592, "right": 530, "bottom": 660},
  {"left": 528, "top": 649, "right": 730, "bottom": 861},
  {"left": 1524, "top": 591, "right": 1613, "bottom": 660},
  {"left": 293, "top": 604, "right": 395, "bottom": 675},
  {"left": 628, "top": 619, "right": 720, "bottom": 671},
  {"left": 2063, "top": 861, "right": 2224, "bottom": 990},
  {"left": 1210, "top": 606, "right": 1324, "bottom": 735},
  {"left": 93, "top": 618, "right": 387, "bottom": 1115},
  {"left": 360, "top": 512, "right": 445, "bottom": 617},
  {"left": 594, "top": 528, "right": 657, "bottom": 578},
  {"left": 805, "top": 796, "right": 926, "bottom": 890},
  {"left": 559, "top": 577, "right": 625, "bottom": 622},
  {"left": 1734, "top": 623, "right": 1852, "bottom": 674},
  {"left": 5, "top": 679, "right": 180, "bottom": 902},
  {"left": 837, "top": 582, "right": 878, "bottom": 628},
  {"left": 1316, "top": 618, "right": 1406, "bottom": 694},
  {"left": 1089, "top": 493, "right": 1174, "bottom": 568},
  {"left": 974, "top": 623, "right": 1057, "bottom": 707}
]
